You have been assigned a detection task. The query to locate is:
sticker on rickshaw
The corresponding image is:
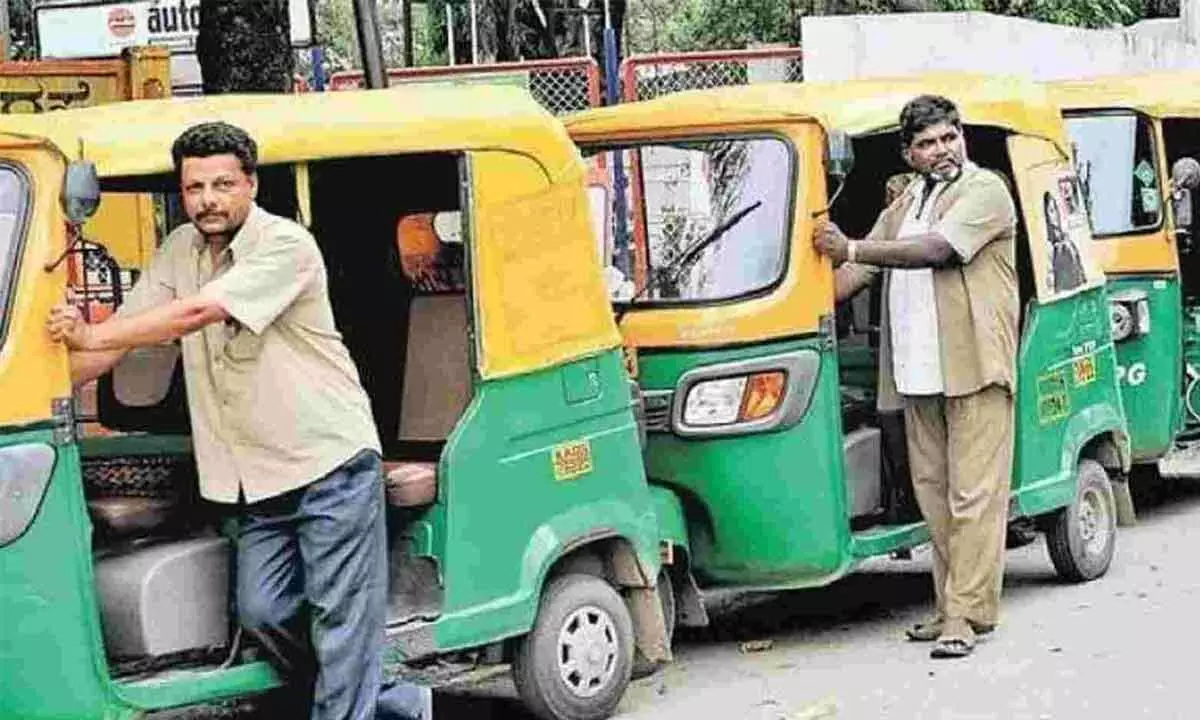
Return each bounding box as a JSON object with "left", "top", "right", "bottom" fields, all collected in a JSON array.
[
  {"left": 1072, "top": 355, "right": 1097, "bottom": 388},
  {"left": 552, "top": 440, "right": 594, "bottom": 482},
  {"left": 1036, "top": 370, "right": 1071, "bottom": 425},
  {"left": 622, "top": 345, "right": 639, "bottom": 379}
]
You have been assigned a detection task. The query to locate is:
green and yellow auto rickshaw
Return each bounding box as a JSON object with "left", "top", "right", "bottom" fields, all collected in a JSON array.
[
  {"left": 1049, "top": 75, "right": 1200, "bottom": 484},
  {"left": 566, "top": 75, "right": 1130, "bottom": 629},
  {"left": 0, "top": 85, "right": 668, "bottom": 720}
]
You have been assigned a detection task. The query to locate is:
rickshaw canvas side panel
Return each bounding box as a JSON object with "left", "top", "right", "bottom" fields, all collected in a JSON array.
[
  {"left": 1007, "top": 135, "right": 1128, "bottom": 517},
  {"left": 468, "top": 151, "right": 623, "bottom": 381}
]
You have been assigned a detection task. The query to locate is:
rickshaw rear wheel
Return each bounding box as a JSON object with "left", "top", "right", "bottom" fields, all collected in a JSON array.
[
  {"left": 1046, "top": 459, "right": 1117, "bottom": 582},
  {"left": 514, "top": 573, "right": 635, "bottom": 720},
  {"left": 631, "top": 568, "right": 677, "bottom": 680}
]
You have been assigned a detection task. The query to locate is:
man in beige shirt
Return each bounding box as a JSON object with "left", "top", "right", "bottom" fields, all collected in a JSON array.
[
  {"left": 48, "top": 122, "right": 430, "bottom": 718},
  {"left": 813, "top": 95, "right": 1018, "bottom": 659}
]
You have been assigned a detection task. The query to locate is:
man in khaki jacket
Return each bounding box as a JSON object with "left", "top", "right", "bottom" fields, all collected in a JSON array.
[{"left": 813, "top": 95, "right": 1018, "bottom": 659}]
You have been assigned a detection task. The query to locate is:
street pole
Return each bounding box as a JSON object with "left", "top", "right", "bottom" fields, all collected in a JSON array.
[
  {"left": 470, "top": 0, "right": 479, "bottom": 64},
  {"left": 0, "top": 0, "right": 11, "bottom": 61},
  {"left": 401, "top": 0, "right": 414, "bottom": 67},
  {"left": 307, "top": 0, "right": 325, "bottom": 91},
  {"left": 602, "top": 0, "right": 631, "bottom": 278},
  {"left": 446, "top": 5, "right": 456, "bottom": 65},
  {"left": 351, "top": 0, "right": 387, "bottom": 89}
]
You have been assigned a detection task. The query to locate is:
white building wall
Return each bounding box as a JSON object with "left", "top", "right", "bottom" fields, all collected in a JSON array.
[{"left": 801, "top": 8, "right": 1200, "bottom": 82}]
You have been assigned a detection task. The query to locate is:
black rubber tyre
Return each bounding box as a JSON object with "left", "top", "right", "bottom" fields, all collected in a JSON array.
[
  {"left": 631, "top": 569, "right": 677, "bottom": 680},
  {"left": 1005, "top": 519, "right": 1039, "bottom": 549},
  {"left": 513, "top": 574, "right": 635, "bottom": 720},
  {"left": 1046, "top": 459, "right": 1117, "bottom": 582}
]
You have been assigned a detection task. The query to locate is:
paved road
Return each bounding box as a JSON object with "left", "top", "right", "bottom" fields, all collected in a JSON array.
[{"left": 443, "top": 478, "right": 1200, "bottom": 719}]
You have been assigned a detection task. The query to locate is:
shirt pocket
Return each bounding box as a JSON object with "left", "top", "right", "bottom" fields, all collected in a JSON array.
[{"left": 224, "top": 325, "right": 265, "bottom": 363}]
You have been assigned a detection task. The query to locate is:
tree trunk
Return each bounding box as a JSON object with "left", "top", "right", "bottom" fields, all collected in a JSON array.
[
  {"left": 196, "top": 0, "right": 293, "bottom": 94},
  {"left": 196, "top": 0, "right": 296, "bottom": 217}
]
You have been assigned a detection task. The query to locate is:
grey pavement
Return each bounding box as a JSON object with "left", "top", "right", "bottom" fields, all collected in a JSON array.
[{"left": 446, "top": 478, "right": 1200, "bottom": 720}]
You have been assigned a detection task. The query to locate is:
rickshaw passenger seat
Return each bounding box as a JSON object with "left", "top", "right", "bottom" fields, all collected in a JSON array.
[
  {"left": 380, "top": 293, "right": 472, "bottom": 508},
  {"left": 88, "top": 496, "right": 179, "bottom": 538},
  {"left": 383, "top": 462, "right": 438, "bottom": 507}
]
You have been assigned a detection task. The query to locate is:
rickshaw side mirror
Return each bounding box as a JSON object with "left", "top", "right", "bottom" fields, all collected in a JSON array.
[
  {"left": 62, "top": 160, "right": 101, "bottom": 225},
  {"left": 1171, "top": 157, "right": 1200, "bottom": 250},
  {"left": 825, "top": 129, "right": 855, "bottom": 180}
]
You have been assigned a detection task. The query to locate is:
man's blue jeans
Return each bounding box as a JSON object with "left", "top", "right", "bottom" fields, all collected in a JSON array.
[{"left": 236, "top": 449, "right": 428, "bottom": 720}]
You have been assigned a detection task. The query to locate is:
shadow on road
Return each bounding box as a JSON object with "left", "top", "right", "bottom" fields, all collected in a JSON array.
[{"left": 1130, "top": 474, "right": 1200, "bottom": 521}]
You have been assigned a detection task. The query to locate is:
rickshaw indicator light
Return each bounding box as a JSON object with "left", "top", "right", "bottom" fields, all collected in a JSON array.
[{"left": 740, "top": 372, "right": 786, "bottom": 421}]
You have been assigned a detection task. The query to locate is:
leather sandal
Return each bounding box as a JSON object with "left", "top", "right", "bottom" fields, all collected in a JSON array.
[
  {"left": 905, "top": 619, "right": 944, "bottom": 642},
  {"left": 930, "top": 635, "right": 975, "bottom": 658},
  {"left": 930, "top": 619, "right": 977, "bottom": 659}
]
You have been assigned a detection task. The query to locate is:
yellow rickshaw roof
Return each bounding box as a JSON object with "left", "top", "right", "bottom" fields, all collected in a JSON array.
[
  {"left": 566, "top": 74, "right": 1069, "bottom": 152},
  {"left": 1047, "top": 73, "right": 1200, "bottom": 118},
  {"left": 0, "top": 84, "right": 580, "bottom": 177}
]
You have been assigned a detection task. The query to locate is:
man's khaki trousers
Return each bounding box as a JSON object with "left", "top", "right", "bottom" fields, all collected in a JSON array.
[{"left": 904, "top": 385, "right": 1014, "bottom": 627}]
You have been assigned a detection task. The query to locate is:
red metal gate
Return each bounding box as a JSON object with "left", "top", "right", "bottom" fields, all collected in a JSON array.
[{"left": 620, "top": 47, "right": 803, "bottom": 102}]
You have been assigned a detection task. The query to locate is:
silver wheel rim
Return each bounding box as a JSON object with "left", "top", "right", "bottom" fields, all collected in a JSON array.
[
  {"left": 1077, "top": 486, "right": 1112, "bottom": 560},
  {"left": 557, "top": 604, "right": 620, "bottom": 699}
]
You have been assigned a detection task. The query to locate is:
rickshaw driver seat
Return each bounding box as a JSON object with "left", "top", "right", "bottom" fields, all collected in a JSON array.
[{"left": 381, "top": 293, "right": 472, "bottom": 508}]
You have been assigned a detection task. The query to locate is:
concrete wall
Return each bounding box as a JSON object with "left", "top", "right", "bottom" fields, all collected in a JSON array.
[{"left": 801, "top": 10, "right": 1200, "bottom": 82}]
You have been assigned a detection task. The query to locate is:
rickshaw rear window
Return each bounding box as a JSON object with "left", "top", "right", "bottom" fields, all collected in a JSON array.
[
  {"left": 585, "top": 136, "right": 794, "bottom": 304},
  {"left": 0, "top": 166, "right": 30, "bottom": 348},
  {"left": 1065, "top": 111, "right": 1162, "bottom": 237}
]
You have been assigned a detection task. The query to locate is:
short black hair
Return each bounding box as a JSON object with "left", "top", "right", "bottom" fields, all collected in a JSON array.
[
  {"left": 171, "top": 121, "right": 258, "bottom": 177},
  {"left": 899, "top": 95, "right": 962, "bottom": 148}
]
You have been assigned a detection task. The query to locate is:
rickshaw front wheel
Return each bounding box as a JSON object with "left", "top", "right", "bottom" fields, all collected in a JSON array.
[
  {"left": 514, "top": 573, "right": 635, "bottom": 720},
  {"left": 1046, "top": 459, "right": 1117, "bottom": 582}
]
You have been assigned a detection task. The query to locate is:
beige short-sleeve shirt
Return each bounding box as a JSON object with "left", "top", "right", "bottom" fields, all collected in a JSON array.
[
  {"left": 117, "top": 204, "right": 380, "bottom": 503},
  {"left": 836, "top": 164, "right": 1018, "bottom": 407}
]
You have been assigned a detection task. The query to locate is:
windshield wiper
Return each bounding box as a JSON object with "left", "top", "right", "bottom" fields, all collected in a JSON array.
[{"left": 615, "top": 200, "right": 764, "bottom": 319}]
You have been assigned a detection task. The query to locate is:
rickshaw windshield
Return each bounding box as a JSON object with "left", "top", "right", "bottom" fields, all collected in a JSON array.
[
  {"left": 0, "top": 166, "right": 29, "bottom": 349},
  {"left": 1064, "top": 111, "right": 1162, "bottom": 237},
  {"left": 586, "top": 136, "right": 794, "bottom": 304}
]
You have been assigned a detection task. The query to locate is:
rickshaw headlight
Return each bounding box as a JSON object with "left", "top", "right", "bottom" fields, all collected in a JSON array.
[
  {"left": 682, "top": 377, "right": 747, "bottom": 426},
  {"left": 682, "top": 371, "right": 787, "bottom": 427},
  {"left": 0, "top": 444, "right": 56, "bottom": 547}
]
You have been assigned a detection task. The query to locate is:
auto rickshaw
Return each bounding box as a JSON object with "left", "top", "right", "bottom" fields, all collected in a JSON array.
[
  {"left": 0, "top": 85, "right": 668, "bottom": 720},
  {"left": 1048, "top": 75, "right": 1200, "bottom": 484},
  {"left": 565, "top": 76, "right": 1130, "bottom": 630}
]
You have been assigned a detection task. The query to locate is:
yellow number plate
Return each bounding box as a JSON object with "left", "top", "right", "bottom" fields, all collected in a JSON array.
[{"left": 552, "top": 440, "right": 593, "bottom": 482}]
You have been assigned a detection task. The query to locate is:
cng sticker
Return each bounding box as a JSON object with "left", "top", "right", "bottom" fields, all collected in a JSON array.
[
  {"left": 552, "top": 440, "right": 593, "bottom": 482},
  {"left": 1117, "top": 362, "right": 1148, "bottom": 387},
  {"left": 1072, "top": 355, "right": 1097, "bottom": 387}
]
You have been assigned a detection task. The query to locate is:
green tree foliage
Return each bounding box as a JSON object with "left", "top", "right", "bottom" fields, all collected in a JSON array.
[
  {"left": 935, "top": 0, "right": 1141, "bottom": 28},
  {"left": 196, "top": 0, "right": 294, "bottom": 93},
  {"left": 9, "top": 0, "right": 35, "bottom": 60}
]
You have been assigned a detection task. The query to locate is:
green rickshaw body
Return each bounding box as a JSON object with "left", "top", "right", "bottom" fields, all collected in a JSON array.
[
  {"left": 568, "top": 76, "right": 1129, "bottom": 595},
  {"left": 1049, "top": 75, "right": 1200, "bottom": 474},
  {"left": 0, "top": 86, "right": 662, "bottom": 720}
]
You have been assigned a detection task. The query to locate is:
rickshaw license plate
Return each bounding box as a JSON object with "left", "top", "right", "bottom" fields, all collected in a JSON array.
[{"left": 552, "top": 440, "right": 593, "bottom": 482}]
